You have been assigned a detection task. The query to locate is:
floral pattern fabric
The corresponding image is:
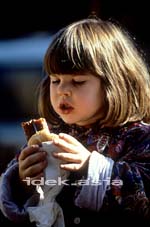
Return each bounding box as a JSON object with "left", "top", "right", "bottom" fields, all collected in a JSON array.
[
  {"left": 52, "top": 121, "right": 150, "bottom": 222},
  {"left": 1, "top": 121, "right": 150, "bottom": 226}
]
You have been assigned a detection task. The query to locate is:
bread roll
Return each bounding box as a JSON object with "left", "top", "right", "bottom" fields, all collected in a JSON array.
[{"left": 21, "top": 117, "right": 58, "bottom": 146}]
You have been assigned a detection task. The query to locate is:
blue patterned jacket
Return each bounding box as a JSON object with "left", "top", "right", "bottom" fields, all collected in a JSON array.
[{"left": 0, "top": 121, "right": 150, "bottom": 227}]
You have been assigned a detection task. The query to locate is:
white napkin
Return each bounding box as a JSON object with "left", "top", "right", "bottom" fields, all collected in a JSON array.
[{"left": 27, "top": 141, "right": 69, "bottom": 227}]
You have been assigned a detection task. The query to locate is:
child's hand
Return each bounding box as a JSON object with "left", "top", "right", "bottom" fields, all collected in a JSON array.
[
  {"left": 52, "top": 133, "right": 91, "bottom": 171},
  {"left": 18, "top": 145, "right": 47, "bottom": 182}
]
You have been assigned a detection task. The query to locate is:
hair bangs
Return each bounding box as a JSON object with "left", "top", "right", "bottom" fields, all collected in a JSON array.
[{"left": 44, "top": 29, "right": 93, "bottom": 75}]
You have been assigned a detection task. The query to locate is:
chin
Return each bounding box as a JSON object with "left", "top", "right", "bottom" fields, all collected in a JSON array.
[
  {"left": 61, "top": 116, "right": 90, "bottom": 126},
  {"left": 62, "top": 118, "right": 76, "bottom": 125}
]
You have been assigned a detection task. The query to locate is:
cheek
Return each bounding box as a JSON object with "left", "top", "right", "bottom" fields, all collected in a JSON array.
[
  {"left": 50, "top": 87, "right": 56, "bottom": 105},
  {"left": 78, "top": 92, "right": 101, "bottom": 109},
  {"left": 85, "top": 85, "right": 101, "bottom": 103}
]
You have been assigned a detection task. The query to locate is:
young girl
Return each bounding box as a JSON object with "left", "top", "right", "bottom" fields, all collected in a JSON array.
[{"left": 1, "top": 17, "right": 150, "bottom": 227}]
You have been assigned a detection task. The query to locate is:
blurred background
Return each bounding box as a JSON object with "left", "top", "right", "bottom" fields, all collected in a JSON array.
[{"left": 0, "top": 0, "right": 150, "bottom": 173}]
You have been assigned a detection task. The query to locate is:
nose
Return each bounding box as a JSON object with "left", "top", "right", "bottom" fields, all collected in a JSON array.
[{"left": 57, "top": 82, "right": 71, "bottom": 96}]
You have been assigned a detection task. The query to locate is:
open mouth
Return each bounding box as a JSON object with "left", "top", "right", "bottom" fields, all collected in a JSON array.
[{"left": 59, "top": 103, "right": 73, "bottom": 113}]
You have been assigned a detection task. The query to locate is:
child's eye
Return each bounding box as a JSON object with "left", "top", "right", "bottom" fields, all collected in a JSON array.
[
  {"left": 51, "top": 80, "right": 60, "bottom": 84},
  {"left": 72, "top": 80, "right": 86, "bottom": 86}
]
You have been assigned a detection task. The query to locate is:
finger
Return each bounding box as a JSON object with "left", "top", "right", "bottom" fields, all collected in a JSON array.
[
  {"left": 53, "top": 152, "right": 81, "bottom": 163},
  {"left": 58, "top": 133, "right": 79, "bottom": 145},
  {"left": 60, "top": 163, "right": 81, "bottom": 171},
  {"left": 53, "top": 138, "right": 78, "bottom": 154},
  {"left": 19, "top": 145, "right": 40, "bottom": 161},
  {"left": 22, "top": 160, "right": 47, "bottom": 178},
  {"left": 20, "top": 151, "right": 47, "bottom": 170}
]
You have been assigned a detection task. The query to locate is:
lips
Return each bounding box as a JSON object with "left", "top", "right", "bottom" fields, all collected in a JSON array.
[{"left": 59, "top": 102, "right": 74, "bottom": 114}]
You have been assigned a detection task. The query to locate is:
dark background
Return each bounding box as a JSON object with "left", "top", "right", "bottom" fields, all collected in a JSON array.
[
  {"left": 0, "top": 0, "right": 149, "bottom": 44},
  {"left": 1, "top": 0, "right": 149, "bottom": 60}
]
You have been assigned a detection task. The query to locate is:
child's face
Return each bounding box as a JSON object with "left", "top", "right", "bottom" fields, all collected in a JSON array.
[{"left": 49, "top": 74, "right": 104, "bottom": 126}]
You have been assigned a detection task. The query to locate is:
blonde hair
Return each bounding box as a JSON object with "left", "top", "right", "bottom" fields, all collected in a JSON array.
[{"left": 38, "top": 18, "right": 150, "bottom": 127}]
